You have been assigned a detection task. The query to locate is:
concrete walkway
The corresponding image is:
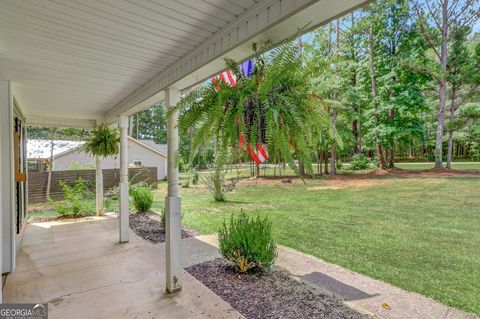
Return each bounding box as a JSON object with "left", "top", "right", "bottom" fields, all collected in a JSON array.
[
  {"left": 4, "top": 215, "right": 242, "bottom": 319},
  {"left": 197, "top": 235, "right": 478, "bottom": 319}
]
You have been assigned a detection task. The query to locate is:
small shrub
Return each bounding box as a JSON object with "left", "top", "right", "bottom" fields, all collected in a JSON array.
[
  {"left": 59, "top": 178, "right": 90, "bottom": 216},
  {"left": 131, "top": 186, "right": 153, "bottom": 212},
  {"left": 201, "top": 171, "right": 236, "bottom": 202},
  {"left": 218, "top": 211, "right": 277, "bottom": 272},
  {"left": 53, "top": 202, "right": 69, "bottom": 216},
  {"left": 350, "top": 154, "right": 370, "bottom": 170}
]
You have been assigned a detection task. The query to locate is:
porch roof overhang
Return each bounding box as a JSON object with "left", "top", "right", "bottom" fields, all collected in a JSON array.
[{"left": 0, "top": 0, "right": 370, "bottom": 128}]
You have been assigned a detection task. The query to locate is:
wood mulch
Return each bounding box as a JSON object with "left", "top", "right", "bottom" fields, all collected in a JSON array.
[
  {"left": 129, "top": 212, "right": 198, "bottom": 243},
  {"left": 186, "top": 258, "right": 370, "bottom": 319}
]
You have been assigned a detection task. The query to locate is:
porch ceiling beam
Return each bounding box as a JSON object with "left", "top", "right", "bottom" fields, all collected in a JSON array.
[
  {"left": 102, "top": 0, "right": 370, "bottom": 123},
  {"left": 26, "top": 115, "right": 97, "bottom": 129}
]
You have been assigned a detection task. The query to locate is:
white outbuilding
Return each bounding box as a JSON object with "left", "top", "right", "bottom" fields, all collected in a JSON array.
[{"left": 28, "top": 138, "right": 167, "bottom": 180}]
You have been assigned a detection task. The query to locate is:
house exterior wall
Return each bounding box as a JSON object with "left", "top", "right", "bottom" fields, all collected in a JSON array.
[
  {"left": 1, "top": 81, "right": 17, "bottom": 277},
  {"left": 53, "top": 140, "right": 166, "bottom": 180}
]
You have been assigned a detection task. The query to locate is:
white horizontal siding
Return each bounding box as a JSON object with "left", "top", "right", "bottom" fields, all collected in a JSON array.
[{"left": 53, "top": 141, "right": 166, "bottom": 180}]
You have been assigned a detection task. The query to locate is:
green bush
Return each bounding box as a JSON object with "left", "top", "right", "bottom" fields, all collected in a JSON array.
[
  {"left": 131, "top": 186, "right": 153, "bottom": 212},
  {"left": 350, "top": 154, "right": 370, "bottom": 170},
  {"left": 219, "top": 211, "right": 277, "bottom": 272},
  {"left": 57, "top": 178, "right": 91, "bottom": 215}
]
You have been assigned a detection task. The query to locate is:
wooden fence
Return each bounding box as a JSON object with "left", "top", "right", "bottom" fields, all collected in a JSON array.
[{"left": 28, "top": 167, "right": 157, "bottom": 203}]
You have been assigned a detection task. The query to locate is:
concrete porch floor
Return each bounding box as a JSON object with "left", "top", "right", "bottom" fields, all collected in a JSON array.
[
  {"left": 5, "top": 215, "right": 477, "bottom": 319},
  {"left": 3, "top": 215, "right": 242, "bottom": 319}
]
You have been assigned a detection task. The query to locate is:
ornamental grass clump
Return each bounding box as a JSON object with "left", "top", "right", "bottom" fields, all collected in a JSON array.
[
  {"left": 131, "top": 186, "right": 153, "bottom": 213},
  {"left": 219, "top": 211, "right": 277, "bottom": 272}
]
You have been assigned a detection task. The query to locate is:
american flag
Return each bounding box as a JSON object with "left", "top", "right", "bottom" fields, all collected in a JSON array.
[
  {"left": 240, "top": 133, "right": 269, "bottom": 164},
  {"left": 212, "top": 61, "right": 268, "bottom": 164},
  {"left": 247, "top": 144, "right": 269, "bottom": 164},
  {"left": 211, "top": 70, "right": 237, "bottom": 91}
]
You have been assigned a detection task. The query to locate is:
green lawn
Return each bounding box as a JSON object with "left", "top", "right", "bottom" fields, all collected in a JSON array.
[
  {"left": 196, "top": 162, "right": 480, "bottom": 178},
  {"left": 152, "top": 174, "right": 480, "bottom": 315},
  {"left": 394, "top": 162, "right": 480, "bottom": 170}
]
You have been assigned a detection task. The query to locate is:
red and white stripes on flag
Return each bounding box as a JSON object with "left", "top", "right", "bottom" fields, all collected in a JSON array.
[
  {"left": 211, "top": 70, "right": 237, "bottom": 91},
  {"left": 247, "top": 144, "right": 269, "bottom": 164},
  {"left": 240, "top": 133, "right": 269, "bottom": 164},
  {"left": 212, "top": 68, "right": 268, "bottom": 165}
]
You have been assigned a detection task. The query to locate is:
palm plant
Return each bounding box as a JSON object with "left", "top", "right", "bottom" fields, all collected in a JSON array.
[{"left": 175, "top": 39, "right": 338, "bottom": 199}]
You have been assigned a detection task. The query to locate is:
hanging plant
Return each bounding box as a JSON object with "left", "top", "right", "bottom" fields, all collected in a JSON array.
[
  {"left": 84, "top": 124, "right": 119, "bottom": 157},
  {"left": 175, "top": 37, "right": 337, "bottom": 177}
]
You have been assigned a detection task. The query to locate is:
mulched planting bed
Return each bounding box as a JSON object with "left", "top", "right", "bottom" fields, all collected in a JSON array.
[
  {"left": 129, "top": 212, "right": 198, "bottom": 243},
  {"left": 186, "top": 258, "right": 370, "bottom": 319}
]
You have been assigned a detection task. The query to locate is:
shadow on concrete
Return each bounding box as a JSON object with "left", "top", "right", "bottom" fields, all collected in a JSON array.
[{"left": 300, "top": 271, "right": 379, "bottom": 301}]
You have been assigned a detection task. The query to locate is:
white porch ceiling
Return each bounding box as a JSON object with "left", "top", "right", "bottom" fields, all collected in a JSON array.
[{"left": 0, "top": 0, "right": 370, "bottom": 126}]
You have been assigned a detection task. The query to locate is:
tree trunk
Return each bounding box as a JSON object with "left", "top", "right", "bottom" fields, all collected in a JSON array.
[
  {"left": 389, "top": 147, "right": 394, "bottom": 168},
  {"left": 369, "top": 23, "right": 386, "bottom": 170},
  {"left": 434, "top": 0, "right": 449, "bottom": 169},
  {"left": 330, "top": 19, "right": 340, "bottom": 177},
  {"left": 351, "top": 14, "right": 361, "bottom": 155},
  {"left": 446, "top": 131, "right": 454, "bottom": 168},
  {"left": 318, "top": 150, "right": 323, "bottom": 176},
  {"left": 96, "top": 156, "right": 104, "bottom": 216},
  {"left": 46, "top": 138, "right": 54, "bottom": 200},
  {"left": 330, "top": 110, "right": 337, "bottom": 177},
  {"left": 446, "top": 87, "right": 456, "bottom": 169},
  {"left": 324, "top": 151, "right": 329, "bottom": 175},
  {"left": 299, "top": 160, "right": 305, "bottom": 177},
  {"left": 388, "top": 109, "right": 395, "bottom": 168}
]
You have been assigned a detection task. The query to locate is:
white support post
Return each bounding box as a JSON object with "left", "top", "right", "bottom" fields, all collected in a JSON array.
[
  {"left": 119, "top": 116, "right": 129, "bottom": 243},
  {"left": 0, "top": 80, "right": 15, "bottom": 282},
  {"left": 165, "top": 87, "right": 182, "bottom": 293},
  {"left": 95, "top": 156, "right": 104, "bottom": 216}
]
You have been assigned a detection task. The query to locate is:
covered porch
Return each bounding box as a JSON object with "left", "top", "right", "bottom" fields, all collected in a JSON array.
[
  {"left": 3, "top": 215, "right": 240, "bottom": 318},
  {"left": 0, "top": 0, "right": 370, "bottom": 307}
]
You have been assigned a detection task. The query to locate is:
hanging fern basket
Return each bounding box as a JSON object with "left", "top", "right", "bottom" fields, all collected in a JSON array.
[{"left": 84, "top": 124, "right": 120, "bottom": 157}]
